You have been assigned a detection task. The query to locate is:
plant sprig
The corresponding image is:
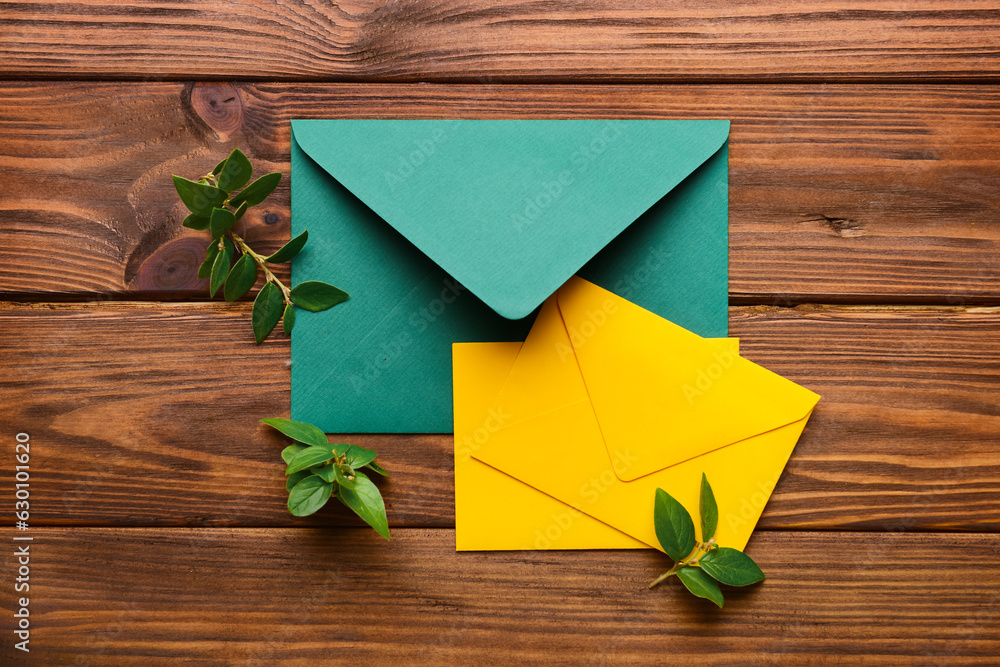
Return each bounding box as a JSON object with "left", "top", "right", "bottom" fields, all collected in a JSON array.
[
  {"left": 262, "top": 418, "right": 390, "bottom": 539},
  {"left": 173, "top": 148, "right": 348, "bottom": 343},
  {"left": 648, "top": 473, "right": 764, "bottom": 607}
]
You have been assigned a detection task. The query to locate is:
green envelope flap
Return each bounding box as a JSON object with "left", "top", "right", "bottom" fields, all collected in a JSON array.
[
  {"left": 290, "top": 119, "right": 730, "bottom": 320},
  {"left": 291, "top": 128, "right": 729, "bottom": 433}
]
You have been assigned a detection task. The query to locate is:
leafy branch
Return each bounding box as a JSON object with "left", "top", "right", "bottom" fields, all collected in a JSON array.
[
  {"left": 648, "top": 473, "right": 764, "bottom": 607},
  {"left": 173, "top": 148, "right": 348, "bottom": 343},
  {"left": 169, "top": 153, "right": 384, "bottom": 536},
  {"left": 263, "top": 418, "right": 390, "bottom": 539}
]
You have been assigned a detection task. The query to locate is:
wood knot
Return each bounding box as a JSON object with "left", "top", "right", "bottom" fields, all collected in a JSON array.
[
  {"left": 132, "top": 236, "right": 208, "bottom": 293},
  {"left": 190, "top": 83, "right": 244, "bottom": 142},
  {"left": 802, "top": 214, "right": 865, "bottom": 238}
]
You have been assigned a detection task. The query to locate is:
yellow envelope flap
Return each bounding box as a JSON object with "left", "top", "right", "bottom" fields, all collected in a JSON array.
[
  {"left": 468, "top": 300, "right": 818, "bottom": 550},
  {"left": 489, "top": 297, "right": 591, "bottom": 432},
  {"left": 556, "top": 277, "right": 820, "bottom": 481}
]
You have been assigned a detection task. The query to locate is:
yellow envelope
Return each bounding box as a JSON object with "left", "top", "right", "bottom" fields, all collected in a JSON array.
[
  {"left": 454, "top": 277, "right": 820, "bottom": 552},
  {"left": 455, "top": 339, "right": 739, "bottom": 550}
]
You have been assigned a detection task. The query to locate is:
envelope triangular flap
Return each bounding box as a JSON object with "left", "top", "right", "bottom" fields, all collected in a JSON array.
[
  {"left": 556, "top": 278, "right": 820, "bottom": 481},
  {"left": 290, "top": 120, "right": 730, "bottom": 320}
]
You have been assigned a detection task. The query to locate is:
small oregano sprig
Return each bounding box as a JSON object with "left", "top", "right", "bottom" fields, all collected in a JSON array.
[
  {"left": 262, "top": 418, "right": 390, "bottom": 539},
  {"left": 647, "top": 473, "right": 764, "bottom": 607},
  {"left": 172, "top": 148, "right": 348, "bottom": 343}
]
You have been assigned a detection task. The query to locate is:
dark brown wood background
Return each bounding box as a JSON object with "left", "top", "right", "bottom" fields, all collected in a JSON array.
[{"left": 1, "top": 2, "right": 999, "bottom": 664}]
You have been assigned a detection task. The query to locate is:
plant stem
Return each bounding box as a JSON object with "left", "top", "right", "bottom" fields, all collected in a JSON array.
[
  {"left": 647, "top": 570, "right": 676, "bottom": 589},
  {"left": 647, "top": 538, "right": 717, "bottom": 589},
  {"left": 198, "top": 173, "right": 294, "bottom": 307},
  {"left": 229, "top": 231, "right": 293, "bottom": 306}
]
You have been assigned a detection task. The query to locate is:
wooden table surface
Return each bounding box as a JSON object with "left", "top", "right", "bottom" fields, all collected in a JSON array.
[{"left": 2, "top": 2, "right": 999, "bottom": 665}]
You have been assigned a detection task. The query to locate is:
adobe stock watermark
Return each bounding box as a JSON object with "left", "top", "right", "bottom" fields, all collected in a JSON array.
[
  {"left": 511, "top": 171, "right": 574, "bottom": 233},
  {"left": 12, "top": 432, "right": 32, "bottom": 654},
  {"left": 721, "top": 468, "right": 783, "bottom": 534},
  {"left": 349, "top": 277, "right": 467, "bottom": 394},
  {"left": 455, "top": 406, "right": 513, "bottom": 461},
  {"left": 523, "top": 448, "right": 639, "bottom": 550},
  {"left": 552, "top": 242, "right": 667, "bottom": 361},
  {"left": 555, "top": 296, "right": 620, "bottom": 362},
  {"left": 383, "top": 122, "right": 456, "bottom": 190},
  {"left": 512, "top": 121, "right": 626, "bottom": 234},
  {"left": 609, "top": 244, "right": 667, "bottom": 302},
  {"left": 681, "top": 348, "right": 736, "bottom": 405},
  {"left": 455, "top": 400, "right": 643, "bottom": 552}
]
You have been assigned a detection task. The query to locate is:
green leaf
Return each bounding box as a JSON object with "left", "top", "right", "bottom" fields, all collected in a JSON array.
[
  {"left": 338, "top": 472, "right": 390, "bottom": 539},
  {"left": 198, "top": 250, "right": 217, "bottom": 280},
  {"left": 172, "top": 175, "right": 226, "bottom": 215},
  {"left": 333, "top": 461, "right": 357, "bottom": 490},
  {"left": 285, "top": 446, "right": 336, "bottom": 476},
  {"left": 209, "top": 242, "right": 232, "bottom": 297},
  {"left": 699, "top": 472, "right": 718, "bottom": 542},
  {"left": 230, "top": 172, "right": 281, "bottom": 208},
  {"left": 217, "top": 148, "right": 253, "bottom": 193},
  {"left": 676, "top": 566, "right": 724, "bottom": 608},
  {"left": 698, "top": 548, "right": 766, "bottom": 587},
  {"left": 289, "top": 281, "right": 349, "bottom": 312},
  {"left": 224, "top": 253, "right": 258, "bottom": 302},
  {"left": 345, "top": 445, "right": 377, "bottom": 469},
  {"left": 251, "top": 282, "right": 284, "bottom": 343},
  {"left": 233, "top": 200, "right": 249, "bottom": 222},
  {"left": 209, "top": 207, "right": 236, "bottom": 240},
  {"left": 199, "top": 238, "right": 231, "bottom": 280},
  {"left": 364, "top": 461, "right": 389, "bottom": 477},
  {"left": 312, "top": 464, "right": 336, "bottom": 484},
  {"left": 280, "top": 444, "right": 306, "bottom": 464},
  {"left": 653, "top": 488, "right": 696, "bottom": 561},
  {"left": 282, "top": 304, "right": 295, "bottom": 336},
  {"left": 286, "top": 469, "right": 311, "bottom": 492},
  {"left": 260, "top": 418, "right": 329, "bottom": 448},
  {"left": 265, "top": 230, "right": 308, "bottom": 264},
  {"left": 211, "top": 157, "right": 227, "bottom": 176},
  {"left": 182, "top": 213, "right": 210, "bottom": 230},
  {"left": 287, "top": 476, "right": 333, "bottom": 517}
]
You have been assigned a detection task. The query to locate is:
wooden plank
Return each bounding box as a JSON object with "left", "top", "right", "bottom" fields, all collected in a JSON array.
[
  {"left": 5, "top": 528, "right": 999, "bottom": 664},
  {"left": 2, "top": 1, "right": 999, "bottom": 82},
  {"left": 1, "top": 82, "right": 998, "bottom": 304},
  {"left": 1, "top": 302, "right": 997, "bottom": 531}
]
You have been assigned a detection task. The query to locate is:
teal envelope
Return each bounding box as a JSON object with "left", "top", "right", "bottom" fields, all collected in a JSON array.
[{"left": 291, "top": 120, "right": 729, "bottom": 433}]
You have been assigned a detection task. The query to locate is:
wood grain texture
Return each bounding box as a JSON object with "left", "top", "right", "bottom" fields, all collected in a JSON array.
[
  {"left": 2, "top": 1, "right": 999, "bottom": 82},
  {"left": 1, "top": 82, "right": 998, "bottom": 304},
  {"left": 3, "top": 2, "right": 997, "bottom": 660},
  {"left": 3, "top": 528, "right": 998, "bottom": 665},
  {"left": 1, "top": 301, "right": 997, "bottom": 531}
]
